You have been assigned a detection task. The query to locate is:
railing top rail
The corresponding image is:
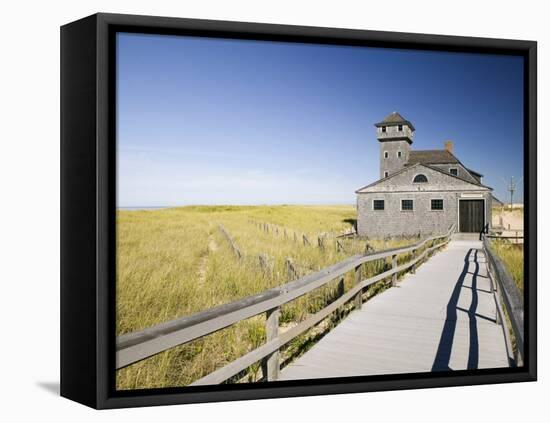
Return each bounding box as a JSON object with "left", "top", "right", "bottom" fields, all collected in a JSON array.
[
  {"left": 116, "top": 225, "right": 454, "bottom": 368},
  {"left": 481, "top": 234, "right": 524, "bottom": 361}
]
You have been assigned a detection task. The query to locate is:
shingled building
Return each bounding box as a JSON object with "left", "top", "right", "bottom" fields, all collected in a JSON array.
[{"left": 356, "top": 112, "right": 492, "bottom": 237}]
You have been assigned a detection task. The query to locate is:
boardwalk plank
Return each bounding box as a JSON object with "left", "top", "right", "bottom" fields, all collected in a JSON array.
[{"left": 280, "top": 239, "right": 510, "bottom": 381}]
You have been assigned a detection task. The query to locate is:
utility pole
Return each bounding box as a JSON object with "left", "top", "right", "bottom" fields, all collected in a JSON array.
[{"left": 506, "top": 176, "right": 517, "bottom": 210}]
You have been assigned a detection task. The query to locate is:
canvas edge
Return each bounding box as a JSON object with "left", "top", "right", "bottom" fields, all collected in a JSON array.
[{"left": 59, "top": 12, "right": 537, "bottom": 410}]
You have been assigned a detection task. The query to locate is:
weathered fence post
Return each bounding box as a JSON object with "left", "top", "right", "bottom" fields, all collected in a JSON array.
[
  {"left": 354, "top": 265, "right": 362, "bottom": 310},
  {"left": 411, "top": 249, "right": 417, "bottom": 274},
  {"left": 391, "top": 254, "right": 398, "bottom": 286},
  {"left": 258, "top": 254, "right": 271, "bottom": 274},
  {"left": 218, "top": 225, "right": 242, "bottom": 260},
  {"left": 303, "top": 234, "right": 310, "bottom": 246},
  {"left": 318, "top": 235, "right": 325, "bottom": 251},
  {"left": 285, "top": 258, "right": 298, "bottom": 280},
  {"left": 262, "top": 307, "right": 280, "bottom": 381}
]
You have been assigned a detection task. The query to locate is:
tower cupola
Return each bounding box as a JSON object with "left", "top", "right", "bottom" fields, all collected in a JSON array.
[{"left": 375, "top": 112, "right": 415, "bottom": 179}]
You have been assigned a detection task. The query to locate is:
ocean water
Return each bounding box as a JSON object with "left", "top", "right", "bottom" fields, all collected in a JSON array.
[{"left": 117, "top": 206, "right": 172, "bottom": 211}]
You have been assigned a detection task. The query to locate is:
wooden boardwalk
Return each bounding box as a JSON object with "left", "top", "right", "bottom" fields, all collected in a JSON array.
[{"left": 280, "top": 238, "right": 511, "bottom": 380}]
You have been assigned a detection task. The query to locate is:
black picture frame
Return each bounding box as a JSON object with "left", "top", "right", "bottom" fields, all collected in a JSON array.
[{"left": 60, "top": 12, "right": 537, "bottom": 409}]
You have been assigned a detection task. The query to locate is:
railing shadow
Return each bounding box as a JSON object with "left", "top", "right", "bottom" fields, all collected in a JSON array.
[{"left": 431, "top": 248, "right": 480, "bottom": 371}]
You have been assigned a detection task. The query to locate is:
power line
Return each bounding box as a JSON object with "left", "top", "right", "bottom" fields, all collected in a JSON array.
[{"left": 503, "top": 176, "right": 522, "bottom": 209}]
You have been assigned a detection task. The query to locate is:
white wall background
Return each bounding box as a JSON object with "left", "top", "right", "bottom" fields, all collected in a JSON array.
[{"left": 1, "top": 0, "right": 546, "bottom": 421}]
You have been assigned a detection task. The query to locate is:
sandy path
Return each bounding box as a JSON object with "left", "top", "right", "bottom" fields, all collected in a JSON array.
[{"left": 197, "top": 236, "right": 218, "bottom": 285}]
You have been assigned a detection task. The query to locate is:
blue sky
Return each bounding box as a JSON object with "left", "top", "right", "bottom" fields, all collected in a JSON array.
[{"left": 117, "top": 33, "right": 524, "bottom": 207}]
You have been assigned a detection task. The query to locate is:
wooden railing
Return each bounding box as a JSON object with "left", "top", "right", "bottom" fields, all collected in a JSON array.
[
  {"left": 481, "top": 232, "right": 524, "bottom": 366},
  {"left": 116, "top": 225, "right": 455, "bottom": 385}
]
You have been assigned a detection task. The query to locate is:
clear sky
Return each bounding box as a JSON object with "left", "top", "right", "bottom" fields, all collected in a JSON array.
[{"left": 116, "top": 32, "right": 524, "bottom": 207}]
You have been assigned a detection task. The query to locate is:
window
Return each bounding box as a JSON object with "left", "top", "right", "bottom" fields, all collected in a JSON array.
[
  {"left": 373, "top": 200, "right": 385, "bottom": 210},
  {"left": 398, "top": 125, "right": 403, "bottom": 131},
  {"left": 397, "top": 151, "right": 402, "bottom": 158},
  {"left": 450, "top": 168, "right": 458, "bottom": 176},
  {"left": 401, "top": 199, "right": 414, "bottom": 211},
  {"left": 413, "top": 174, "right": 428, "bottom": 183},
  {"left": 384, "top": 171, "right": 389, "bottom": 178},
  {"left": 384, "top": 151, "right": 389, "bottom": 159},
  {"left": 382, "top": 126, "right": 386, "bottom": 133},
  {"left": 431, "top": 199, "right": 444, "bottom": 210}
]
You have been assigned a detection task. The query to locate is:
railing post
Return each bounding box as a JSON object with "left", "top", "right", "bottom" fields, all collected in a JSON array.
[
  {"left": 263, "top": 306, "right": 280, "bottom": 381},
  {"left": 411, "top": 249, "right": 417, "bottom": 274},
  {"left": 391, "top": 254, "right": 397, "bottom": 286},
  {"left": 354, "top": 265, "right": 362, "bottom": 310},
  {"left": 337, "top": 277, "right": 345, "bottom": 319}
]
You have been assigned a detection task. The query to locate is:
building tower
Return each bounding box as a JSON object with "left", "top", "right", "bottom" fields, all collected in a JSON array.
[{"left": 375, "top": 112, "right": 415, "bottom": 179}]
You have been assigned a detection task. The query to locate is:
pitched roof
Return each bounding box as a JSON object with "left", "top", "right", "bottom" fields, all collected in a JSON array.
[
  {"left": 355, "top": 162, "right": 492, "bottom": 193},
  {"left": 467, "top": 168, "right": 484, "bottom": 178},
  {"left": 374, "top": 112, "right": 415, "bottom": 131},
  {"left": 492, "top": 195, "right": 504, "bottom": 206},
  {"left": 407, "top": 150, "right": 459, "bottom": 165}
]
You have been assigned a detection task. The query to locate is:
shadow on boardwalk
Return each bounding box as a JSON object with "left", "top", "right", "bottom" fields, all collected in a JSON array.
[
  {"left": 431, "top": 248, "right": 481, "bottom": 371},
  {"left": 280, "top": 239, "right": 509, "bottom": 381}
]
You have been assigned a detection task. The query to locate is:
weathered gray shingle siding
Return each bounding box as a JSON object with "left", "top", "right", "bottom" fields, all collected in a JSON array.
[
  {"left": 358, "top": 164, "right": 488, "bottom": 193},
  {"left": 429, "top": 163, "right": 480, "bottom": 184},
  {"left": 357, "top": 191, "right": 492, "bottom": 237},
  {"left": 356, "top": 165, "right": 491, "bottom": 237},
  {"left": 380, "top": 140, "right": 410, "bottom": 178}
]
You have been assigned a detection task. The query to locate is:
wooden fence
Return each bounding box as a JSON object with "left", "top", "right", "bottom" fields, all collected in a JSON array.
[
  {"left": 116, "top": 226, "right": 455, "bottom": 384},
  {"left": 481, "top": 232, "right": 524, "bottom": 366}
]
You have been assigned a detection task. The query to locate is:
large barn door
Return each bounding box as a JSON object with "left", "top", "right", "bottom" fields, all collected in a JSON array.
[{"left": 459, "top": 200, "right": 485, "bottom": 233}]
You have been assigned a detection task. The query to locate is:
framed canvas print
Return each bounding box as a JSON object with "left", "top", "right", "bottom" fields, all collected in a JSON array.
[{"left": 60, "top": 13, "right": 537, "bottom": 409}]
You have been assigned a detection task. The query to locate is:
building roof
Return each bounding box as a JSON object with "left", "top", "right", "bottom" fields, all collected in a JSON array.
[
  {"left": 355, "top": 162, "right": 492, "bottom": 193},
  {"left": 492, "top": 195, "right": 504, "bottom": 206},
  {"left": 374, "top": 112, "right": 415, "bottom": 131},
  {"left": 407, "top": 150, "right": 459, "bottom": 165},
  {"left": 467, "top": 168, "right": 484, "bottom": 178}
]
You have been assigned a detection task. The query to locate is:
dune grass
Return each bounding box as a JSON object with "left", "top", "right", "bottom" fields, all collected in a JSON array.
[
  {"left": 116, "top": 205, "right": 425, "bottom": 390},
  {"left": 491, "top": 240, "right": 524, "bottom": 293}
]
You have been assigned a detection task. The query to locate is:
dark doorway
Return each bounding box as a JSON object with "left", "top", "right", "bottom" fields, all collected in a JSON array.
[{"left": 459, "top": 199, "right": 485, "bottom": 233}]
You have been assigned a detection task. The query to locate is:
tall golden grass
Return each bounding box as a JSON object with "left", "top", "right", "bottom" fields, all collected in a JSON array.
[
  {"left": 491, "top": 240, "right": 524, "bottom": 293},
  {"left": 116, "top": 205, "right": 418, "bottom": 389}
]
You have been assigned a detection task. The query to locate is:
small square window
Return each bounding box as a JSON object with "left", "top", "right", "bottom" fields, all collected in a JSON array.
[
  {"left": 401, "top": 199, "right": 413, "bottom": 211},
  {"left": 450, "top": 168, "right": 458, "bottom": 176},
  {"left": 373, "top": 200, "right": 385, "bottom": 210},
  {"left": 398, "top": 125, "right": 403, "bottom": 131},
  {"left": 384, "top": 171, "right": 389, "bottom": 178},
  {"left": 431, "top": 199, "right": 443, "bottom": 210},
  {"left": 397, "top": 151, "right": 402, "bottom": 158},
  {"left": 382, "top": 126, "right": 387, "bottom": 133},
  {"left": 384, "top": 151, "right": 389, "bottom": 159}
]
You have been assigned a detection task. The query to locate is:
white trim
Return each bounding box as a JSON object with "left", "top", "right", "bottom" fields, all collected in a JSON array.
[
  {"left": 460, "top": 193, "right": 483, "bottom": 198},
  {"left": 400, "top": 198, "right": 414, "bottom": 211},
  {"left": 372, "top": 198, "right": 385, "bottom": 211},
  {"left": 457, "top": 197, "right": 486, "bottom": 233}
]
